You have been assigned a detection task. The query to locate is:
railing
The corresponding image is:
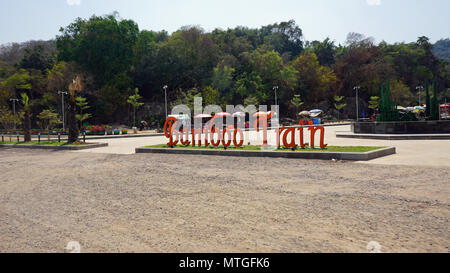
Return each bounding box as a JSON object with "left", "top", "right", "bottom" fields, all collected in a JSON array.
[{"left": 0, "top": 132, "right": 87, "bottom": 144}]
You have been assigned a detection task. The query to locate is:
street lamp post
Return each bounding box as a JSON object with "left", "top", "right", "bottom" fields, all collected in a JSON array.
[
  {"left": 416, "top": 86, "right": 424, "bottom": 106},
  {"left": 353, "top": 86, "right": 360, "bottom": 121},
  {"left": 9, "top": 98, "right": 19, "bottom": 130},
  {"left": 163, "top": 85, "right": 168, "bottom": 118},
  {"left": 58, "top": 91, "right": 68, "bottom": 131},
  {"left": 273, "top": 86, "right": 279, "bottom": 107}
]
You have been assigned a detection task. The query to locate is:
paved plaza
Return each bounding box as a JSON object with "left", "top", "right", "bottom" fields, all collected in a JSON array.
[
  {"left": 76, "top": 125, "right": 450, "bottom": 168},
  {"left": 0, "top": 125, "right": 449, "bottom": 253}
]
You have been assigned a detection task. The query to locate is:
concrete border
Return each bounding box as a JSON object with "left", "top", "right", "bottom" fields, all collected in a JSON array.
[
  {"left": 336, "top": 131, "right": 450, "bottom": 140},
  {"left": 135, "top": 146, "right": 396, "bottom": 161},
  {"left": 0, "top": 142, "right": 108, "bottom": 150}
]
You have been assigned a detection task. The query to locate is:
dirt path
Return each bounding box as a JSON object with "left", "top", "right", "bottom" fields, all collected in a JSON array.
[{"left": 0, "top": 149, "right": 448, "bottom": 253}]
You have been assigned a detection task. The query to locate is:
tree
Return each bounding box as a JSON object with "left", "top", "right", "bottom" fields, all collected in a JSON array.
[
  {"left": 0, "top": 106, "right": 21, "bottom": 134},
  {"left": 368, "top": 96, "right": 380, "bottom": 111},
  {"left": 244, "top": 95, "right": 259, "bottom": 107},
  {"left": 291, "top": 53, "right": 337, "bottom": 105},
  {"left": 56, "top": 14, "right": 139, "bottom": 85},
  {"left": 20, "top": 93, "right": 31, "bottom": 142},
  {"left": 307, "top": 38, "right": 336, "bottom": 66},
  {"left": 334, "top": 95, "right": 347, "bottom": 120},
  {"left": 290, "top": 94, "right": 304, "bottom": 116},
  {"left": 37, "top": 109, "right": 61, "bottom": 131},
  {"left": 1, "top": 69, "right": 32, "bottom": 99},
  {"left": 212, "top": 65, "right": 235, "bottom": 96},
  {"left": 127, "top": 88, "right": 144, "bottom": 127},
  {"left": 202, "top": 86, "right": 221, "bottom": 106},
  {"left": 390, "top": 80, "right": 415, "bottom": 106},
  {"left": 68, "top": 76, "right": 82, "bottom": 143},
  {"left": 75, "top": 96, "right": 92, "bottom": 129},
  {"left": 19, "top": 43, "right": 55, "bottom": 71},
  {"left": 259, "top": 20, "right": 304, "bottom": 59}
]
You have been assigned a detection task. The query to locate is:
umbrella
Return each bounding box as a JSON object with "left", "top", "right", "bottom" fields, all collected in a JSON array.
[
  {"left": 252, "top": 112, "right": 270, "bottom": 117},
  {"left": 310, "top": 112, "right": 322, "bottom": 118},
  {"left": 298, "top": 111, "right": 311, "bottom": 117},
  {"left": 168, "top": 114, "right": 190, "bottom": 120},
  {"left": 310, "top": 109, "right": 323, "bottom": 114},
  {"left": 397, "top": 106, "right": 407, "bottom": 111},
  {"left": 232, "top": 112, "right": 245, "bottom": 117},
  {"left": 214, "top": 112, "right": 231, "bottom": 117},
  {"left": 414, "top": 106, "right": 425, "bottom": 111},
  {"left": 194, "top": 114, "right": 212, "bottom": 119}
]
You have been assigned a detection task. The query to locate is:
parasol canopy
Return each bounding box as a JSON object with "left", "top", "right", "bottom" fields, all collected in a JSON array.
[
  {"left": 310, "top": 109, "right": 323, "bottom": 114},
  {"left": 194, "top": 114, "right": 212, "bottom": 119},
  {"left": 168, "top": 114, "right": 190, "bottom": 120},
  {"left": 232, "top": 112, "right": 246, "bottom": 117},
  {"left": 298, "top": 111, "right": 311, "bottom": 117},
  {"left": 252, "top": 111, "right": 271, "bottom": 117},
  {"left": 310, "top": 112, "right": 322, "bottom": 118},
  {"left": 214, "top": 112, "right": 232, "bottom": 118}
]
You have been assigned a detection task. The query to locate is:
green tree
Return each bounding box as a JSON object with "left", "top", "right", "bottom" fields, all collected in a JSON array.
[
  {"left": 1, "top": 69, "right": 32, "bottom": 99},
  {"left": 334, "top": 95, "right": 347, "bottom": 120},
  {"left": 127, "top": 88, "right": 144, "bottom": 127},
  {"left": 212, "top": 65, "right": 235, "bottom": 96},
  {"left": 291, "top": 52, "right": 337, "bottom": 105},
  {"left": 290, "top": 94, "right": 304, "bottom": 116},
  {"left": 37, "top": 109, "right": 61, "bottom": 130},
  {"left": 75, "top": 96, "right": 92, "bottom": 129},
  {"left": 307, "top": 38, "right": 336, "bottom": 66},
  {"left": 0, "top": 106, "right": 21, "bottom": 134},
  {"left": 202, "top": 86, "right": 221, "bottom": 106},
  {"left": 57, "top": 14, "right": 139, "bottom": 84},
  {"left": 368, "top": 96, "right": 380, "bottom": 111},
  {"left": 20, "top": 93, "right": 31, "bottom": 142},
  {"left": 244, "top": 95, "right": 259, "bottom": 107},
  {"left": 390, "top": 80, "right": 415, "bottom": 106}
]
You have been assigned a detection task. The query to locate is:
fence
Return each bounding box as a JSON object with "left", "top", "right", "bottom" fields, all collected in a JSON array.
[{"left": 0, "top": 132, "right": 87, "bottom": 144}]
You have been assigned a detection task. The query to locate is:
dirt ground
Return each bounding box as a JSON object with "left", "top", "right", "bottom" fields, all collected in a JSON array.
[{"left": 0, "top": 148, "right": 448, "bottom": 253}]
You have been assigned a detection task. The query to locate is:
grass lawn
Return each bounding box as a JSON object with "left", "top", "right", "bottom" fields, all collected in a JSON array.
[
  {"left": 145, "top": 144, "right": 386, "bottom": 153},
  {"left": 0, "top": 141, "right": 83, "bottom": 146}
]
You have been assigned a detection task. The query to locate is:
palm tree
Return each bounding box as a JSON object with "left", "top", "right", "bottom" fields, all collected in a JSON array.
[
  {"left": 68, "top": 76, "right": 83, "bottom": 143},
  {"left": 21, "top": 93, "right": 31, "bottom": 142}
]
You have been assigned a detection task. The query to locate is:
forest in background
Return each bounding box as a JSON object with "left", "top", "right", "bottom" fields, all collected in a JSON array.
[{"left": 1, "top": 13, "right": 449, "bottom": 128}]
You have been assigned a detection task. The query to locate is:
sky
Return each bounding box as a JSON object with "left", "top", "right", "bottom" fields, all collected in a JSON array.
[{"left": 0, "top": 0, "right": 449, "bottom": 45}]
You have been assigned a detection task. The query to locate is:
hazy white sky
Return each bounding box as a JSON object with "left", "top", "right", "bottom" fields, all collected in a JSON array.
[{"left": 0, "top": 0, "right": 449, "bottom": 45}]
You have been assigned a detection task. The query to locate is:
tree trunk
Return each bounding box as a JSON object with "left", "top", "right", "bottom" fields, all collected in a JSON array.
[
  {"left": 68, "top": 95, "right": 78, "bottom": 143},
  {"left": 23, "top": 109, "right": 31, "bottom": 142}
]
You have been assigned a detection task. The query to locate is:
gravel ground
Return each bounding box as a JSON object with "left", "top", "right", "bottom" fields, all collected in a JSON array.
[{"left": 0, "top": 148, "right": 449, "bottom": 253}]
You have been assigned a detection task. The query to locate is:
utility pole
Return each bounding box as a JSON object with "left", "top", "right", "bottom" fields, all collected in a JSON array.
[
  {"left": 163, "top": 85, "right": 168, "bottom": 118},
  {"left": 9, "top": 98, "right": 19, "bottom": 130},
  {"left": 58, "top": 91, "right": 68, "bottom": 131},
  {"left": 416, "top": 86, "right": 424, "bottom": 106},
  {"left": 353, "top": 86, "right": 360, "bottom": 121}
]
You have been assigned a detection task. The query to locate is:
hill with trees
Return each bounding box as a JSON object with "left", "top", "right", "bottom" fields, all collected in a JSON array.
[
  {"left": 433, "top": 38, "right": 450, "bottom": 61},
  {"left": 1, "top": 13, "right": 449, "bottom": 128}
]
